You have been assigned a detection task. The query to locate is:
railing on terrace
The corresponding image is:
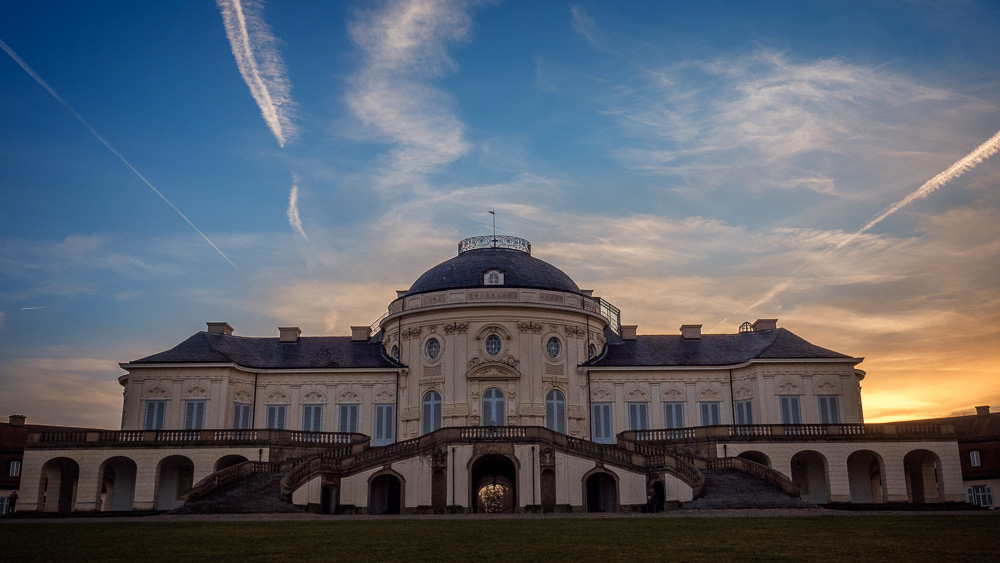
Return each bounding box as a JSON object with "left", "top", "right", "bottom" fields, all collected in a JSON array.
[
  {"left": 26, "top": 429, "right": 370, "bottom": 448},
  {"left": 618, "top": 421, "right": 955, "bottom": 445},
  {"left": 186, "top": 460, "right": 281, "bottom": 501},
  {"left": 704, "top": 457, "right": 800, "bottom": 497},
  {"left": 598, "top": 299, "right": 621, "bottom": 335},
  {"left": 369, "top": 311, "right": 389, "bottom": 337}
]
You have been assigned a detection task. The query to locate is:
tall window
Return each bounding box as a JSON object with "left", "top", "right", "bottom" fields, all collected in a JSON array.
[
  {"left": 735, "top": 399, "right": 753, "bottom": 425},
  {"left": 663, "top": 402, "right": 685, "bottom": 429},
  {"left": 970, "top": 450, "right": 982, "bottom": 467},
  {"left": 968, "top": 485, "right": 993, "bottom": 507},
  {"left": 699, "top": 402, "right": 721, "bottom": 426},
  {"left": 422, "top": 391, "right": 442, "bottom": 435},
  {"left": 545, "top": 389, "right": 566, "bottom": 434},
  {"left": 780, "top": 396, "right": 802, "bottom": 425},
  {"left": 373, "top": 404, "right": 395, "bottom": 446},
  {"left": 233, "top": 403, "right": 252, "bottom": 429},
  {"left": 339, "top": 404, "right": 360, "bottom": 433},
  {"left": 144, "top": 400, "right": 166, "bottom": 430},
  {"left": 628, "top": 402, "right": 649, "bottom": 431},
  {"left": 184, "top": 400, "right": 206, "bottom": 430},
  {"left": 818, "top": 395, "right": 840, "bottom": 424},
  {"left": 9, "top": 461, "right": 21, "bottom": 477},
  {"left": 302, "top": 404, "right": 323, "bottom": 432},
  {"left": 482, "top": 387, "right": 505, "bottom": 426},
  {"left": 266, "top": 404, "right": 287, "bottom": 429},
  {"left": 592, "top": 402, "right": 613, "bottom": 444}
]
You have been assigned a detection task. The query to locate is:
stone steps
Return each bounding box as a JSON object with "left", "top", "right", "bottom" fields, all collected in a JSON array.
[
  {"left": 682, "top": 468, "right": 815, "bottom": 510},
  {"left": 175, "top": 471, "right": 305, "bottom": 514}
]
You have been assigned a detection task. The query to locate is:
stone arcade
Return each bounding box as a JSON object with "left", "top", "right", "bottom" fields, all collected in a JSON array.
[{"left": 17, "top": 236, "right": 964, "bottom": 513}]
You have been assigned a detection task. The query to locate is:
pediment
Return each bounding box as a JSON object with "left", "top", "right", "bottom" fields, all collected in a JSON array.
[{"left": 466, "top": 362, "right": 521, "bottom": 380}]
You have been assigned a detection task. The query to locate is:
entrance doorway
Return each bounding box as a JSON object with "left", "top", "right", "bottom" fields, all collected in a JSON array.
[{"left": 470, "top": 454, "right": 517, "bottom": 513}]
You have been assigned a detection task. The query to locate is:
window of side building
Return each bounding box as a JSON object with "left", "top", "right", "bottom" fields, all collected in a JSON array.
[
  {"left": 302, "top": 404, "right": 323, "bottom": 432},
  {"left": 9, "top": 460, "right": 21, "bottom": 477},
  {"left": 184, "top": 400, "right": 206, "bottom": 430},
  {"left": 233, "top": 403, "right": 252, "bottom": 429},
  {"left": 818, "top": 395, "right": 840, "bottom": 424},
  {"left": 779, "top": 395, "right": 802, "bottom": 425},
  {"left": 735, "top": 399, "right": 753, "bottom": 425},
  {"left": 628, "top": 402, "right": 649, "bottom": 431},
  {"left": 699, "top": 402, "right": 721, "bottom": 426},
  {"left": 970, "top": 450, "right": 982, "bottom": 467},
  {"left": 144, "top": 400, "right": 166, "bottom": 430},
  {"left": 968, "top": 485, "right": 993, "bottom": 507},
  {"left": 663, "top": 402, "right": 685, "bottom": 429},
  {"left": 339, "top": 404, "right": 360, "bottom": 433},
  {"left": 266, "top": 404, "right": 288, "bottom": 429},
  {"left": 592, "top": 402, "right": 613, "bottom": 444},
  {"left": 373, "top": 404, "right": 395, "bottom": 446}
]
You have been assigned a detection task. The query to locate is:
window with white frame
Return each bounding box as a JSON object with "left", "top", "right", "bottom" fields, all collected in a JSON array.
[
  {"left": 9, "top": 460, "right": 21, "bottom": 477},
  {"left": 422, "top": 391, "right": 442, "bottom": 435},
  {"left": 144, "top": 400, "right": 166, "bottom": 430},
  {"left": 484, "top": 270, "right": 504, "bottom": 285},
  {"left": 967, "top": 485, "right": 993, "bottom": 507},
  {"left": 663, "top": 402, "right": 685, "bottom": 429},
  {"left": 373, "top": 404, "right": 395, "bottom": 446},
  {"left": 184, "top": 400, "right": 206, "bottom": 430},
  {"left": 818, "top": 395, "right": 840, "bottom": 424},
  {"left": 592, "top": 402, "right": 613, "bottom": 444},
  {"left": 545, "top": 389, "right": 566, "bottom": 434},
  {"left": 735, "top": 399, "right": 753, "bottom": 425},
  {"left": 338, "top": 404, "right": 360, "bottom": 433},
  {"left": 482, "top": 387, "right": 506, "bottom": 426},
  {"left": 233, "top": 403, "right": 252, "bottom": 429},
  {"left": 970, "top": 450, "right": 982, "bottom": 467},
  {"left": 780, "top": 395, "right": 802, "bottom": 425},
  {"left": 302, "top": 404, "right": 323, "bottom": 432},
  {"left": 700, "top": 402, "right": 721, "bottom": 426},
  {"left": 266, "top": 404, "right": 287, "bottom": 429},
  {"left": 628, "top": 402, "right": 649, "bottom": 431}
]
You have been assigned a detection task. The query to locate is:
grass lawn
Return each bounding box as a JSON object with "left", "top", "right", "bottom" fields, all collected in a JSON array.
[{"left": 1, "top": 515, "right": 995, "bottom": 562}]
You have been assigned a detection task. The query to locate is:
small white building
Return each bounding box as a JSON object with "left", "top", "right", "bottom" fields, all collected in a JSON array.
[{"left": 18, "top": 236, "right": 965, "bottom": 513}]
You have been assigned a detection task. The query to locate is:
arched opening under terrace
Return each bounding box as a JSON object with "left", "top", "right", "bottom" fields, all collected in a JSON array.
[
  {"left": 790, "top": 450, "right": 829, "bottom": 504},
  {"left": 904, "top": 449, "right": 943, "bottom": 503},
  {"left": 847, "top": 450, "right": 886, "bottom": 504},
  {"left": 97, "top": 456, "right": 137, "bottom": 511},
  {"left": 155, "top": 455, "right": 194, "bottom": 510},
  {"left": 38, "top": 457, "right": 79, "bottom": 512},
  {"left": 584, "top": 470, "right": 618, "bottom": 513},
  {"left": 368, "top": 471, "right": 403, "bottom": 515},
  {"left": 470, "top": 454, "right": 517, "bottom": 513}
]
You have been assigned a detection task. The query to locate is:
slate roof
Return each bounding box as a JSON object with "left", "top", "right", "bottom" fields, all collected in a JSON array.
[
  {"left": 128, "top": 332, "right": 399, "bottom": 370},
  {"left": 589, "top": 328, "right": 856, "bottom": 367},
  {"left": 406, "top": 247, "right": 581, "bottom": 296}
]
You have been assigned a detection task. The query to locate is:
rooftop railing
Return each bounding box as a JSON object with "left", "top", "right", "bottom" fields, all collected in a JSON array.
[
  {"left": 458, "top": 235, "right": 531, "bottom": 254},
  {"left": 619, "top": 421, "right": 956, "bottom": 445},
  {"left": 26, "top": 429, "right": 370, "bottom": 449}
]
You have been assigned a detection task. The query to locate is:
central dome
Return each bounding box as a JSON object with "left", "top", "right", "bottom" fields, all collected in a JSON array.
[{"left": 405, "top": 236, "right": 582, "bottom": 297}]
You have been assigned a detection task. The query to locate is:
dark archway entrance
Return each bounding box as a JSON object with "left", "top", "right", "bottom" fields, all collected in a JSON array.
[
  {"left": 214, "top": 455, "right": 249, "bottom": 472},
  {"left": 38, "top": 457, "right": 79, "bottom": 512},
  {"left": 585, "top": 472, "right": 617, "bottom": 513},
  {"left": 98, "top": 456, "right": 137, "bottom": 511},
  {"left": 790, "top": 450, "right": 830, "bottom": 504},
  {"left": 738, "top": 451, "right": 771, "bottom": 467},
  {"left": 369, "top": 473, "right": 402, "bottom": 515},
  {"left": 904, "top": 449, "right": 942, "bottom": 503},
  {"left": 470, "top": 454, "right": 517, "bottom": 513},
  {"left": 540, "top": 468, "right": 556, "bottom": 513},
  {"left": 651, "top": 480, "right": 665, "bottom": 512}
]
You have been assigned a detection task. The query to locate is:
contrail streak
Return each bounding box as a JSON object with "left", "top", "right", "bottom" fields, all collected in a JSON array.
[
  {"left": 287, "top": 180, "right": 307, "bottom": 240},
  {"left": 709, "top": 128, "right": 1000, "bottom": 332},
  {"left": 0, "top": 38, "right": 241, "bottom": 272},
  {"left": 217, "top": 0, "right": 295, "bottom": 147}
]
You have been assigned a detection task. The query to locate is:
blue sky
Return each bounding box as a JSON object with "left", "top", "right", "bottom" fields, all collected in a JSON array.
[{"left": 2, "top": 0, "right": 999, "bottom": 427}]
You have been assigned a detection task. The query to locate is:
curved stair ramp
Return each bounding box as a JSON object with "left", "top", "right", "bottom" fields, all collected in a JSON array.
[{"left": 681, "top": 457, "right": 812, "bottom": 510}]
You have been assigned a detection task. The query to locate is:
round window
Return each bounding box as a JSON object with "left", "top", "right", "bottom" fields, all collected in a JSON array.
[
  {"left": 546, "top": 336, "right": 561, "bottom": 359},
  {"left": 391, "top": 344, "right": 399, "bottom": 361},
  {"left": 425, "top": 338, "right": 441, "bottom": 360},
  {"left": 485, "top": 334, "right": 502, "bottom": 357}
]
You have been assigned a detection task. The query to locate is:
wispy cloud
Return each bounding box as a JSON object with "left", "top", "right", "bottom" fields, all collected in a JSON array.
[
  {"left": 346, "top": 0, "right": 478, "bottom": 188},
  {"left": 216, "top": 0, "right": 297, "bottom": 147},
  {"left": 0, "top": 39, "right": 241, "bottom": 272},
  {"left": 287, "top": 180, "right": 308, "bottom": 240}
]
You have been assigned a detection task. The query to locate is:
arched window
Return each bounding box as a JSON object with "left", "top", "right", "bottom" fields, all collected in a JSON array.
[
  {"left": 390, "top": 344, "right": 399, "bottom": 361},
  {"left": 545, "top": 389, "right": 566, "bottom": 434},
  {"left": 422, "top": 391, "right": 442, "bottom": 435},
  {"left": 588, "top": 343, "right": 597, "bottom": 359},
  {"left": 482, "top": 387, "right": 506, "bottom": 426}
]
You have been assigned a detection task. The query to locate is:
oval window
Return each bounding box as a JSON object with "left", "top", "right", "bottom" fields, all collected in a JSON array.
[
  {"left": 485, "top": 334, "right": 502, "bottom": 357},
  {"left": 425, "top": 338, "right": 441, "bottom": 360},
  {"left": 546, "top": 336, "right": 561, "bottom": 359}
]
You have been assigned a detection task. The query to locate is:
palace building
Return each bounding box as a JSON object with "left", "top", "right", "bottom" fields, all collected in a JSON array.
[{"left": 16, "top": 236, "right": 966, "bottom": 514}]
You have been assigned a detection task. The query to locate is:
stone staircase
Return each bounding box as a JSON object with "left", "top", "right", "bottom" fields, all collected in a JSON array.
[
  {"left": 175, "top": 470, "right": 304, "bottom": 514},
  {"left": 682, "top": 468, "right": 815, "bottom": 510}
]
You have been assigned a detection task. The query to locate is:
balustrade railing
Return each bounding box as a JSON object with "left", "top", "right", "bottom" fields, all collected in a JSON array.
[
  {"left": 27, "top": 428, "right": 369, "bottom": 448},
  {"left": 619, "top": 421, "right": 955, "bottom": 444}
]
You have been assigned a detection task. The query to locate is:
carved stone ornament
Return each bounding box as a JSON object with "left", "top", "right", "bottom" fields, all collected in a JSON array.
[
  {"left": 185, "top": 386, "right": 209, "bottom": 399},
  {"left": 302, "top": 390, "right": 325, "bottom": 403},
  {"left": 565, "top": 325, "right": 587, "bottom": 338},
  {"left": 508, "top": 415, "right": 518, "bottom": 425},
  {"left": 443, "top": 322, "right": 469, "bottom": 334},
  {"left": 661, "top": 388, "right": 685, "bottom": 401},
  {"left": 374, "top": 390, "right": 394, "bottom": 403},
  {"left": 592, "top": 388, "right": 614, "bottom": 401},
  {"left": 626, "top": 387, "right": 648, "bottom": 401},
  {"left": 339, "top": 390, "right": 361, "bottom": 403},
  {"left": 470, "top": 414, "right": 480, "bottom": 425},
  {"left": 539, "top": 447, "right": 555, "bottom": 468},
  {"left": 428, "top": 325, "right": 437, "bottom": 334},
  {"left": 266, "top": 391, "right": 290, "bottom": 404},
  {"left": 776, "top": 380, "right": 800, "bottom": 394},
  {"left": 234, "top": 390, "right": 252, "bottom": 403},
  {"left": 146, "top": 386, "right": 169, "bottom": 399},
  {"left": 697, "top": 388, "right": 721, "bottom": 401},
  {"left": 517, "top": 321, "right": 543, "bottom": 333},
  {"left": 816, "top": 380, "right": 838, "bottom": 394},
  {"left": 401, "top": 327, "right": 423, "bottom": 340},
  {"left": 431, "top": 448, "right": 449, "bottom": 469},
  {"left": 733, "top": 386, "right": 752, "bottom": 401}
]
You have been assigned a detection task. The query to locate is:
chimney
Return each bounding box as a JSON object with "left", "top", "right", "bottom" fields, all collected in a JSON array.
[
  {"left": 8, "top": 414, "right": 26, "bottom": 427},
  {"left": 752, "top": 318, "right": 777, "bottom": 331},
  {"left": 976, "top": 405, "right": 991, "bottom": 416},
  {"left": 278, "top": 326, "right": 302, "bottom": 343},
  {"left": 351, "top": 326, "right": 372, "bottom": 341},
  {"left": 620, "top": 325, "right": 638, "bottom": 341},
  {"left": 206, "top": 322, "right": 234, "bottom": 335},
  {"left": 680, "top": 324, "right": 702, "bottom": 340}
]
